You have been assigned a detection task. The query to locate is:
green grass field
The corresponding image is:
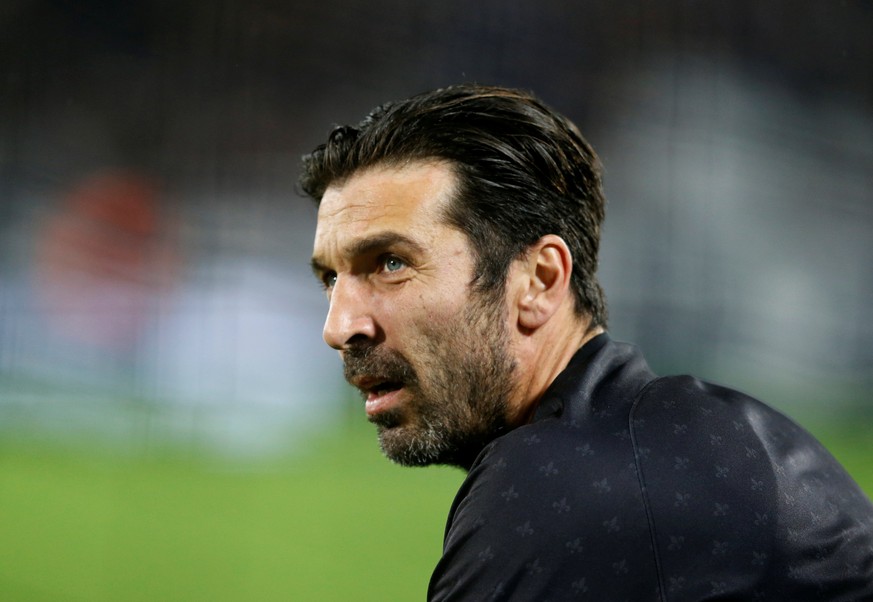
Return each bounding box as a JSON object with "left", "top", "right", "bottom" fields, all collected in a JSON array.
[
  {"left": 1, "top": 419, "right": 870, "bottom": 601},
  {"left": 0, "top": 422, "right": 464, "bottom": 601}
]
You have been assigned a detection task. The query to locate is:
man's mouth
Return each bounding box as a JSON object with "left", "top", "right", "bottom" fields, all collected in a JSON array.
[
  {"left": 357, "top": 379, "right": 405, "bottom": 417},
  {"left": 366, "top": 381, "right": 403, "bottom": 398},
  {"left": 343, "top": 345, "right": 415, "bottom": 420}
]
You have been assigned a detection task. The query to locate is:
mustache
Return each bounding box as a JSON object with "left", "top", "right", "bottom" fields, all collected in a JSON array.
[{"left": 343, "top": 343, "right": 417, "bottom": 387}]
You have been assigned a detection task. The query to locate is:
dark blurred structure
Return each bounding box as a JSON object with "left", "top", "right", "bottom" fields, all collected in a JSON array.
[{"left": 1, "top": 0, "right": 872, "bottom": 454}]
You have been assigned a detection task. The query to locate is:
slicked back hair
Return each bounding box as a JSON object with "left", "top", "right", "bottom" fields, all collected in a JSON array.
[{"left": 299, "top": 84, "right": 608, "bottom": 329}]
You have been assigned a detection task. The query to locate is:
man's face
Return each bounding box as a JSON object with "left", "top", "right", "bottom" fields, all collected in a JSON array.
[{"left": 311, "top": 161, "right": 516, "bottom": 468}]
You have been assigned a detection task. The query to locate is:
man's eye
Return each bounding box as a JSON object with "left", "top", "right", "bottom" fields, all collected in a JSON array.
[
  {"left": 322, "top": 272, "right": 337, "bottom": 289},
  {"left": 382, "top": 256, "right": 406, "bottom": 273}
]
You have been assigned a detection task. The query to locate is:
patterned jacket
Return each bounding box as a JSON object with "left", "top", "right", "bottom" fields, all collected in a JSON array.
[{"left": 429, "top": 334, "right": 873, "bottom": 601}]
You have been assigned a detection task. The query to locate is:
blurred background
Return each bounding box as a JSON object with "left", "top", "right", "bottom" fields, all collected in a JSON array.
[{"left": 1, "top": 1, "right": 871, "bottom": 600}]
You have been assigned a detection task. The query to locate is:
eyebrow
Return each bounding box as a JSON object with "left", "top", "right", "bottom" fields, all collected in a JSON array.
[{"left": 311, "top": 230, "right": 425, "bottom": 277}]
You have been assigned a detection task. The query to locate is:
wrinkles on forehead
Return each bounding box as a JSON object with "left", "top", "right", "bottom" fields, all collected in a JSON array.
[
  {"left": 319, "top": 160, "right": 454, "bottom": 215},
  {"left": 311, "top": 161, "right": 458, "bottom": 271}
]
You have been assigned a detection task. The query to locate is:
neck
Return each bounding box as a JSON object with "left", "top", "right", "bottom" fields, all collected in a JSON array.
[{"left": 507, "top": 313, "right": 604, "bottom": 426}]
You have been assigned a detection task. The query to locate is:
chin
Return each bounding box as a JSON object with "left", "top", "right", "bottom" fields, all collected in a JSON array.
[
  {"left": 376, "top": 423, "right": 482, "bottom": 470},
  {"left": 375, "top": 422, "right": 444, "bottom": 467}
]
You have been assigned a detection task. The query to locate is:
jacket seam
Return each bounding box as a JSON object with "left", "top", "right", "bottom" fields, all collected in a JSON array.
[{"left": 629, "top": 376, "right": 669, "bottom": 602}]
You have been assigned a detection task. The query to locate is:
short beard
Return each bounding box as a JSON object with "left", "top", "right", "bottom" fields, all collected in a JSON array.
[{"left": 344, "top": 291, "right": 516, "bottom": 470}]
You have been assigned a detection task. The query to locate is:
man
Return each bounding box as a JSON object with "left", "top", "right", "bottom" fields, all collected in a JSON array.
[{"left": 301, "top": 84, "right": 873, "bottom": 600}]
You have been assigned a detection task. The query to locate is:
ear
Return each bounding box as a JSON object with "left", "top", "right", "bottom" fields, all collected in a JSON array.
[{"left": 515, "top": 234, "right": 573, "bottom": 331}]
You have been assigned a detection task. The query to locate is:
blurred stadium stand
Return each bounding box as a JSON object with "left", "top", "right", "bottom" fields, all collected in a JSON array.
[{"left": 1, "top": 0, "right": 871, "bottom": 456}]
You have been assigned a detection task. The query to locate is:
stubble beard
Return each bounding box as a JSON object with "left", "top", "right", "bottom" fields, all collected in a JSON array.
[{"left": 343, "top": 293, "right": 517, "bottom": 470}]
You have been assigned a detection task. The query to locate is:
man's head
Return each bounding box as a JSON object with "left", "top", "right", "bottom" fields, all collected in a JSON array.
[
  {"left": 300, "top": 84, "right": 607, "bottom": 327},
  {"left": 311, "top": 162, "right": 518, "bottom": 469},
  {"left": 303, "top": 85, "right": 608, "bottom": 469}
]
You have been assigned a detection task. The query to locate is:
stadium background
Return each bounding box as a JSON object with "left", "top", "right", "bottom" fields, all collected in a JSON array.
[{"left": 1, "top": 1, "right": 871, "bottom": 599}]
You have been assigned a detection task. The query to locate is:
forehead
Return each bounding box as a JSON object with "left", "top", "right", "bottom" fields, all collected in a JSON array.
[{"left": 313, "top": 161, "right": 457, "bottom": 254}]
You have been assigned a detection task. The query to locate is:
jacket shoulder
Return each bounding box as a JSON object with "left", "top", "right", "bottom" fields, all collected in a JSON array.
[{"left": 631, "top": 376, "right": 873, "bottom": 599}]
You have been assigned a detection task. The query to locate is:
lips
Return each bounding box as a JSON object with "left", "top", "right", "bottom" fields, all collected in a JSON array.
[
  {"left": 365, "top": 386, "right": 404, "bottom": 417},
  {"left": 343, "top": 345, "right": 415, "bottom": 418},
  {"left": 350, "top": 376, "right": 405, "bottom": 417}
]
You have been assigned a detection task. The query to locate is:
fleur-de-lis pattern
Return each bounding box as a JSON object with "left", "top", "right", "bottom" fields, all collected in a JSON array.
[{"left": 428, "top": 336, "right": 873, "bottom": 601}]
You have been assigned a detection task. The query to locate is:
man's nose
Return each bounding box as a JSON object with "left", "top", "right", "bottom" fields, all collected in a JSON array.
[{"left": 322, "top": 276, "right": 377, "bottom": 350}]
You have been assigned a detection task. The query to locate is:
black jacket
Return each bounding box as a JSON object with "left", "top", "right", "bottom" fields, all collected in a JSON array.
[{"left": 429, "top": 334, "right": 873, "bottom": 601}]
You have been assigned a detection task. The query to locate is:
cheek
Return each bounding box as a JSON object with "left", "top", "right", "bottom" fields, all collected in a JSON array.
[
  {"left": 377, "top": 281, "right": 473, "bottom": 345},
  {"left": 405, "top": 283, "right": 468, "bottom": 319},
  {"left": 421, "top": 297, "right": 468, "bottom": 332}
]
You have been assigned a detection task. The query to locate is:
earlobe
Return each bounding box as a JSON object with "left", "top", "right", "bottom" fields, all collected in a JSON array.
[{"left": 517, "top": 235, "right": 573, "bottom": 330}]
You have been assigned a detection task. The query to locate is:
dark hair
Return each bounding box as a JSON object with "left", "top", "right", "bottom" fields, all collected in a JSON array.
[{"left": 299, "top": 84, "right": 607, "bottom": 329}]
